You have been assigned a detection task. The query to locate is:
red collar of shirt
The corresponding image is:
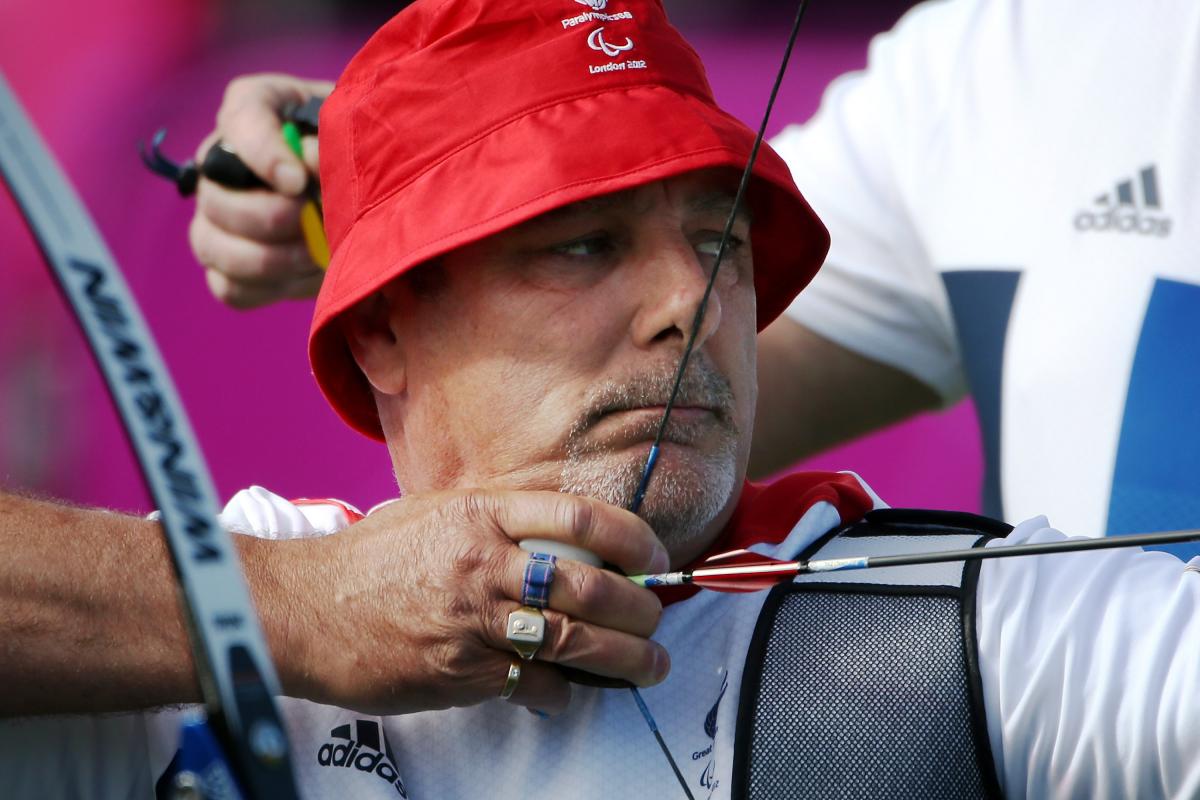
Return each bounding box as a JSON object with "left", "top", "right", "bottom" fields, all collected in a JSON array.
[{"left": 653, "top": 471, "right": 874, "bottom": 606}]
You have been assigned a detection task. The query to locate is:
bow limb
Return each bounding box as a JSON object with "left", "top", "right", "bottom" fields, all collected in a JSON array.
[{"left": 0, "top": 72, "right": 300, "bottom": 800}]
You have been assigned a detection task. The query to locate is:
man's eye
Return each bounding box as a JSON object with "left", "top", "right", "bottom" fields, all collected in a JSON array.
[
  {"left": 696, "top": 235, "right": 744, "bottom": 260},
  {"left": 554, "top": 235, "right": 613, "bottom": 258}
]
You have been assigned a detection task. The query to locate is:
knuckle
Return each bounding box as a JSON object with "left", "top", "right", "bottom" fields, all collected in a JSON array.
[
  {"left": 440, "top": 589, "right": 475, "bottom": 623},
  {"left": 188, "top": 217, "right": 213, "bottom": 268},
  {"left": 450, "top": 491, "right": 488, "bottom": 525},
  {"left": 204, "top": 269, "right": 232, "bottom": 300},
  {"left": 205, "top": 271, "right": 256, "bottom": 310},
  {"left": 193, "top": 182, "right": 215, "bottom": 218},
  {"left": 241, "top": 245, "right": 276, "bottom": 278},
  {"left": 263, "top": 198, "right": 301, "bottom": 234},
  {"left": 632, "top": 596, "right": 663, "bottom": 636},
  {"left": 447, "top": 538, "right": 491, "bottom": 582},
  {"left": 222, "top": 74, "right": 257, "bottom": 106},
  {"left": 547, "top": 613, "right": 586, "bottom": 658},
  {"left": 648, "top": 598, "right": 663, "bottom": 627},
  {"left": 223, "top": 75, "right": 247, "bottom": 97},
  {"left": 564, "top": 566, "right": 607, "bottom": 611},
  {"left": 557, "top": 496, "right": 595, "bottom": 544},
  {"left": 267, "top": 244, "right": 310, "bottom": 277},
  {"left": 638, "top": 644, "right": 666, "bottom": 684},
  {"left": 449, "top": 491, "right": 507, "bottom": 542},
  {"left": 194, "top": 132, "right": 220, "bottom": 163},
  {"left": 216, "top": 94, "right": 242, "bottom": 130},
  {"left": 430, "top": 637, "right": 477, "bottom": 681}
]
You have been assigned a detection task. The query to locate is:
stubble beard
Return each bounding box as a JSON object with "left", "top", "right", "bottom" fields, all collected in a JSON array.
[{"left": 557, "top": 362, "right": 739, "bottom": 553}]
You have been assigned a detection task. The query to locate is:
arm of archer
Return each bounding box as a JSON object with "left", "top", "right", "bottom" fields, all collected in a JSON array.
[
  {"left": 750, "top": 317, "right": 940, "bottom": 478},
  {"left": 0, "top": 492, "right": 296, "bottom": 716}
]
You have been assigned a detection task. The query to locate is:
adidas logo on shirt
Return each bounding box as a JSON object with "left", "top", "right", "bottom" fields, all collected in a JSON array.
[
  {"left": 1074, "top": 165, "right": 1171, "bottom": 237},
  {"left": 316, "top": 719, "right": 409, "bottom": 797}
]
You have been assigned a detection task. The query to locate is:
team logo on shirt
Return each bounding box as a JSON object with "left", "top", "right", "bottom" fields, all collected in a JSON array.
[
  {"left": 1074, "top": 165, "right": 1171, "bottom": 237},
  {"left": 574, "top": 0, "right": 608, "bottom": 9},
  {"left": 316, "top": 719, "right": 409, "bottom": 797},
  {"left": 691, "top": 673, "right": 729, "bottom": 797}
]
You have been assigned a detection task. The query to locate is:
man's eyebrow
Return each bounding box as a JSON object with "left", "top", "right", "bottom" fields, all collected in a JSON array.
[
  {"left": 687, "top": 191, "right": 752, "bottom": 223},
  {"left": 528, "top": 188, "right": 752, "bottom": 226},
  {"left": 534, "top": 193, "right": 627, "bottom": 224}
]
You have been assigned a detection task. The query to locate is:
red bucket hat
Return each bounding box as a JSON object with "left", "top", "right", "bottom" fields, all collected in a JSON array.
[{"left": 311, "top": 0, "right": 830, "bottom": 441}]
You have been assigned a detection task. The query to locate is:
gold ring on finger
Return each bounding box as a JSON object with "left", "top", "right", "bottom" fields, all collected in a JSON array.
[{"left": 499, "top": 659, "right": 521, "bottom": 700}]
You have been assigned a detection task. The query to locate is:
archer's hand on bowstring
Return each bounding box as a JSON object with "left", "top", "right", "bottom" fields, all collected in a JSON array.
[
  {"left": 253, "top": 490, "right": 670, "bottom": 716},
  {"left": 189, "top": 73, "right": 333, "bottom": 308}
]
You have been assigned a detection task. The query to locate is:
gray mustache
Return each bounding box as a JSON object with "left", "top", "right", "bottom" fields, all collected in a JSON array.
[{"left": 571, "top": 358, "right": 737, "bottom": 438}]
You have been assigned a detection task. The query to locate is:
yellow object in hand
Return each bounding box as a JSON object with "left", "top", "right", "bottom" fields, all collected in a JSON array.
[{"left": 282, "top": 121, "right": 331, "bottom": 270}]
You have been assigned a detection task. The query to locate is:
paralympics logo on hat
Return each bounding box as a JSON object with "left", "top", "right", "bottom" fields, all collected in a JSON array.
[{"left": 310, "top": 0, "right": 830, "bottom": 441}]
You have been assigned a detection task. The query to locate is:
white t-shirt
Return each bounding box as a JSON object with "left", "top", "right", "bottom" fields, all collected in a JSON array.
[
  {"left": 772, "top": 0, "right": 1200, "bottom": 551},
  {"left": 6, "top": 476, "right": 1200, "bottom": 798}
]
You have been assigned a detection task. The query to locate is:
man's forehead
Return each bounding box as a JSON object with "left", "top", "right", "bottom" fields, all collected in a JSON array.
[{"left": 531, "top": 176, "right": 748, "bottom": 226}]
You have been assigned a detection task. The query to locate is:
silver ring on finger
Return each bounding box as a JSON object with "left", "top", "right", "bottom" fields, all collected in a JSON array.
[
  {"left": 506, "top": 606, "right": 546, "bottom": 661},
  {"left": 499, "top": 659, "right": 521, "bottom": 700}
]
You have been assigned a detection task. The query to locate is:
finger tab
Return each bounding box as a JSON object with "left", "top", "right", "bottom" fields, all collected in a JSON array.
[{"left": 519, "top": 538, "right": 601, "bottom": 566}]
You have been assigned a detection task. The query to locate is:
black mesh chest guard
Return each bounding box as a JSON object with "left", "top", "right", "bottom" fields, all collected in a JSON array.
[{"left": 731, "top": 509, "right": 1010, "bottom": 800}]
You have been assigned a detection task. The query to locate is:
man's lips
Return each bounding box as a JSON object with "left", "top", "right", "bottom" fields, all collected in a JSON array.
[
  {"left": 601, "top": 405, "right": 719, "bottom": 423},
  {"left": 583, "top": 405, "right": 726, "bottom": 448}
]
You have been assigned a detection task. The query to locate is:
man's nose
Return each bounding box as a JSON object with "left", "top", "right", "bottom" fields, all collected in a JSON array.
[{"left": 630, "top": 236, "right": 722, "bottom": 352}]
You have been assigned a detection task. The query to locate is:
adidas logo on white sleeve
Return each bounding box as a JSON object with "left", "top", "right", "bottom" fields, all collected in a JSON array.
[{"left": 1074, "top": 165, "right": 1171, "bottom": 237}]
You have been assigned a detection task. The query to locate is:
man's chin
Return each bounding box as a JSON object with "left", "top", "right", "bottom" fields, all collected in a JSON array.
[{"left": 557, "top": 446, "right": 738, "bottom": 553}]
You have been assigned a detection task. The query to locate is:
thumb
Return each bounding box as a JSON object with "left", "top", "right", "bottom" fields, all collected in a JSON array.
[{"left": 214, "top": 74, "right": 332, "bottom": 196}]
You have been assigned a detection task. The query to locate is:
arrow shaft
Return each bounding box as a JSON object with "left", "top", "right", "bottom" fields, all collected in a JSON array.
[
  {"left": 631, "top": 529, "right": 1200, "bottom": 591},
  {"left": 824, "top": 527, "right": 1200, "bottom": 573}
]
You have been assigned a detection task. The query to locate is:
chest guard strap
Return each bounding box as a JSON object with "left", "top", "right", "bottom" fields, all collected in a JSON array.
[{"left": 731, "top": 508, "right": 1010, "bottom": 800}]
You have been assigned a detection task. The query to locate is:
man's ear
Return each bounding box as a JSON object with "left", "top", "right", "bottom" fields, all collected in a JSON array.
[{"left": 343, "top": 289, "right": 406, "bottom": 396}]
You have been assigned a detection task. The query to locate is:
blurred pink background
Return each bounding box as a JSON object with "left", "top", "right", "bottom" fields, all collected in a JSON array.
[{"left": 0, "top": 0, "right": 981, "bottom": 516}]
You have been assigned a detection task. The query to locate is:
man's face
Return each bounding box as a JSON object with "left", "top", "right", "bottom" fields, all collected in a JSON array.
[{"left": 377, "top": 169, "right": 757, "bottom": 561}]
